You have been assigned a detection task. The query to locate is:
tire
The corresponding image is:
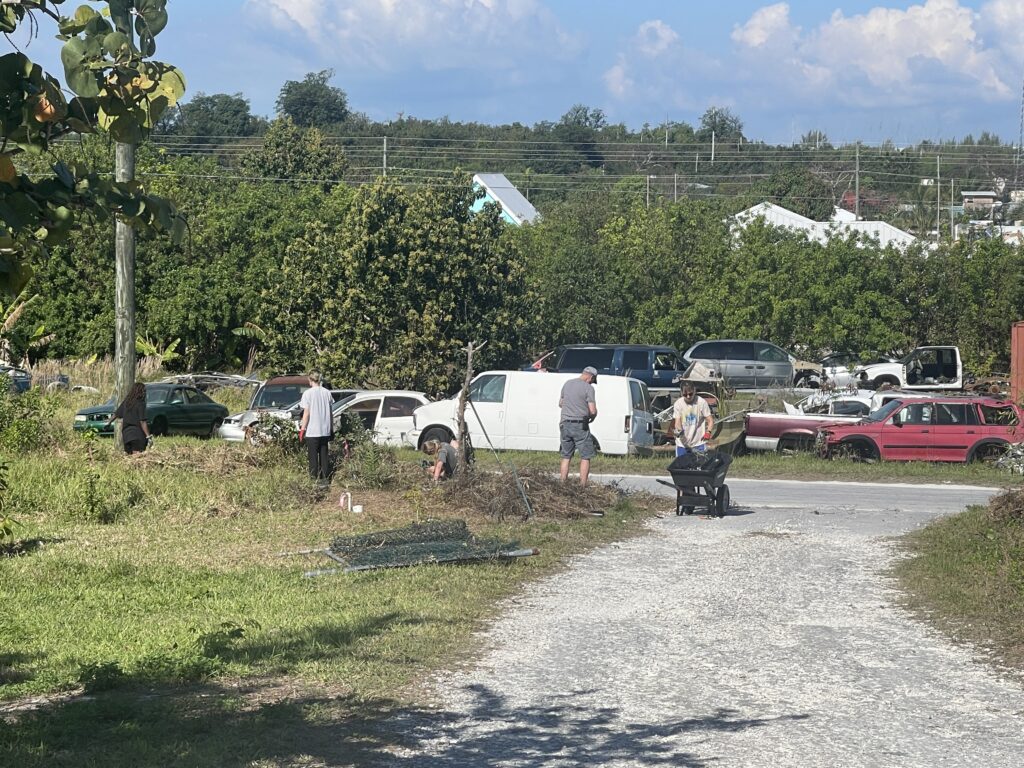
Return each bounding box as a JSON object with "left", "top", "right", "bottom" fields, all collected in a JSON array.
[
  {"left": 151, "top": 416, "right": 168, "bottom": 437},
  {"left": 970, "top": 442, "right": 1007, "bottom": 464},
  {"left": 838, "top": 438, "right": 879, "bottom": 462},
  {"left": 420, "top": 426, "right": 454, "bottom": 447},
  {"left": 202, "top": 418, "right": 223, "bottom": 440},
  {"left": 715, "top": 485, "right": 730, "bottom": 517}
]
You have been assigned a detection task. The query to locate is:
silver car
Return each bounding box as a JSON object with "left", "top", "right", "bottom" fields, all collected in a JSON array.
[{"left": 682, "top": 339, "right": 795, "bottom": 389}]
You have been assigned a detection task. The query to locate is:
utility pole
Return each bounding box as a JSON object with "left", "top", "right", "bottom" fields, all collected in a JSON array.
[
  {"left": 383, "top": 136, "right": 388, "bottom": 177},
  {"left": 711, "top": 131, "right": 716, "bottom": 164},
  {"left": 855, "top": 142, "right": 860, "bottom": 220},
  {"left": 936, "top": 155, "right": 941, "bottom": 243},
  {"left": 673, "top": 173, "right": 678, "bottom": 202},
  {"left": 646, "top": 175, "right": 651, "bottom": 209},
  {"left": 113, "top": 64, "right": 137, "bottom": 450},
  {"left": 950, "top": 178, "right": 955, "bottom": 240}
]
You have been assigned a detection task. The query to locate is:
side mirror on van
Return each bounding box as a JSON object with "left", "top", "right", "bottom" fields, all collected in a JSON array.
[{"left": 891, "top": 412, "right": 903, "bottom": 427}]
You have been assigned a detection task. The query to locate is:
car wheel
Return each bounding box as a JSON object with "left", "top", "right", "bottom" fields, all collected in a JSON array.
[
  {"left": 420, "top": 426, "right": 454, "bottom": 447},
  {"left": 151, "top": 416, "right": 168, "bottom": 437},
  {"left": 837, "top": 438, "right": 879, "bottom": 462},
  {"left": 970, "top": 442, "right": 1007, "bottom": 464}
]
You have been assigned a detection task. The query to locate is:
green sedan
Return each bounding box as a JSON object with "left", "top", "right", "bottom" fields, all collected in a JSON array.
[{"left": 73, "top": 383, "right": 229, "bottom": 438}]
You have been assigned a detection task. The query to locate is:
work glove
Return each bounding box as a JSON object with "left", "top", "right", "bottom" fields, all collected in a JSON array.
[
  {"left": 702, "top": 431, "right": 712, "bottom": 441},
  {"left": 298, "top": 428, "right": 306, "bottom": 442},
  {"left": 146, "top": 435, "right": 154, "bottom": 447}
]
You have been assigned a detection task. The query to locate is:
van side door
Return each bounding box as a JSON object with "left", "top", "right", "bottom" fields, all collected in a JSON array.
[
  {"left": 722, "top": 342, "right": 756, "bottom": 388},
  {"left": 627, "top": 380, "right": 654, "bottom": 451},
  {"left": 467, "top": 374, "right": 508, "bottom": 449},
  {"left": 753, "top": 343, "right": 794, "bottom": 388}
]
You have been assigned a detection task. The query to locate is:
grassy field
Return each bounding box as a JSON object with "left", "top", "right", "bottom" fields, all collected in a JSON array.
[
  {"left": 894, "top": 492, "right": 1024, "bottom": 675},
  {"left": 0, "top": 390, "right": 661, "bottom": 767}
]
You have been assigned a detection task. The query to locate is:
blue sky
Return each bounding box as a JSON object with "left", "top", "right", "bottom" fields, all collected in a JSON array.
[{"left": 11, "top": 1, "right": 1024, "bottom": 144}]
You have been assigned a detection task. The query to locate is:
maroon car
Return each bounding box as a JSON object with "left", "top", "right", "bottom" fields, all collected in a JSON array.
[{"left": 816, "top": 397, "right": 1023, "bottom": 463}]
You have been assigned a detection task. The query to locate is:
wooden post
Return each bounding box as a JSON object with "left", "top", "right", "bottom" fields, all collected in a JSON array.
[
  {"left": 455, "top": 341, "right": 485, "bottom": 475},
  {"left": 113, "top": 141, "right": 136, "bottom": 450}
]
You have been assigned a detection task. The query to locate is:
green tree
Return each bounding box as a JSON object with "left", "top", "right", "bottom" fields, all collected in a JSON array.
[
  {"left": 0, "top": 0, "right": 186, "bottom": 298},
  {"left": 695, "top": 107, "right": 744, "bottom": 143},
  {"left": 755, "top": 167, "right": 835, "bottom": 221},
  {"left": 238, "top": 118, "right": 347, "bottom": 188},
  {"left": 164, "top": 92, "right": 265, "bottom": 141},
  {"left": 275, "top": 69, "right": 349, "bottom": 127}
]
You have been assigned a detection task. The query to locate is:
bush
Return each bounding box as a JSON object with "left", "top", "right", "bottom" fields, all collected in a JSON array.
[{"left": 0, "top": 383, "right": 51, "bottom": 451}]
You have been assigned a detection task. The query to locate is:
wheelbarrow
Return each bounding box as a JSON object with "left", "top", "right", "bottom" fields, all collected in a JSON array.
[{"left": 656, "top": 451, "right": 733, "bottom": 517}]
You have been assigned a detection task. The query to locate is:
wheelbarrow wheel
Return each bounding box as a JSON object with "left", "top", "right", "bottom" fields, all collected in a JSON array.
[{"left": 715, "top": 485, "right": 730, "bottom": 517}]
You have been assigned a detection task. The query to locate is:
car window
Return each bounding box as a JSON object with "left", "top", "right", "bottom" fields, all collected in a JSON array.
[
  {"left": 898, "top": 403, "right": 933, "bottom": 425},
  {"left": 831, "top": 400, "right": 869, "bottom": 416},
  {"left": 864, "top": 399, "right": 903, "bottom": 423},
  {"left": 145, "top": 387, "right": 169, "bottom": 404},
  {"left": 935, "top": 403, "right": 977, "bottom": 425},
  {"left": 690, "top": 342, "right": 724, "bottom": 359},
  {"left": 559, "top": 348, "right": 614, "bottom": 369},
  {"left": 723, "top": 342, "right": 755, "bottom": 361},
  {"left": 756, "top": 344, "right": 789, "bottom": 363},
  {"left": 253, "top": 384, "right": 308, "bottom": 409},
  {"left": 979, "top": 404, "right": 1020, "bottom": 426},
  {"left": 469, "top": 374, "right": 507, "bottom": 403},
  {"left": 346, "top": 398, "right": 381, "bottom": 430},
  {"left": 628, "top": 380, "right": 646, "bottom": 411},
  {"left": 654, "top": 353, "right": 678, "bottom": 371},
  {"left": 621, "top": 350, "right": 649, "bottom": 371},
  {"left": 168, "top": 388, "right": 186, "bottom": 405},
  {"left": 382, "top": 397, "right": 421, "bottom": 418},
  {"left": 185, "top": 388, "right": 212, "bottom": 404}
]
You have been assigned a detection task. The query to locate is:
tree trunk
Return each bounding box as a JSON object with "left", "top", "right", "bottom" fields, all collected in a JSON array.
[{"left": 114, "top": 141, "right": 136, "bottom": 450}]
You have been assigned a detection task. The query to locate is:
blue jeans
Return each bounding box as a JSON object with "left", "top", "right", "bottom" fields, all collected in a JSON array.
[{"left": 675, "top": 444, "right": 707, "bottom": 458}]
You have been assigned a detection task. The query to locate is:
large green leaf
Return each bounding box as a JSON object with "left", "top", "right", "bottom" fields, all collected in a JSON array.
[{"left": 107, "top": 0, "right": 133, "bottom": 35}]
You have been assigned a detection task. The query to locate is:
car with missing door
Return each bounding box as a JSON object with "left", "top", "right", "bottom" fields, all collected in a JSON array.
[{"left": 816, "top": 396, "right": 1022, "bottom": 463}]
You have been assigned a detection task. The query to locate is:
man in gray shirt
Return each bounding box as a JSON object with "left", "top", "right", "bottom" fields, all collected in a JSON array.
[
  {"left": 559, "top": 366, "right": 598, "bottom": 487},
  {"left": 299, "top": 371, "right": 334, "bottom": 483}
]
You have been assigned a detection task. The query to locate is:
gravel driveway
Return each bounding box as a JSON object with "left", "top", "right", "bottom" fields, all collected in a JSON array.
[{"left": 391, "top": 481, "right": 1024, "bottom": 767}]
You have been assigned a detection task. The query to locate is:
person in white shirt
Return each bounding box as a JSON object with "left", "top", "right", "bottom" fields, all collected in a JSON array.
[
  {"left": 672, "top": 384, "right": 714, "bottom": 457},
  {"left": 299, "top": 371, "right": 335, "bottom": 482}
]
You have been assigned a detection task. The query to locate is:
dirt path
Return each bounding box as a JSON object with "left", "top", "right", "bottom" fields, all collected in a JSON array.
[{"left": 391, "top": 499, "right": 1024, "bottom": 767}]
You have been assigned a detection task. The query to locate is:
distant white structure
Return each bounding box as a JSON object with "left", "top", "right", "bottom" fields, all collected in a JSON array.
[
  {"left": 471, "top": 173, "right": 540, "bottom": 226},
  {"left": 735, "top": 201, "right": 917, "bottom": 250}
]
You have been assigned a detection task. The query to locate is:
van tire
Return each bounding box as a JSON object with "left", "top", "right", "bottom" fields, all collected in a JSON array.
[{"left": 420, "top": 426, "right": 454, "bottom": 448}]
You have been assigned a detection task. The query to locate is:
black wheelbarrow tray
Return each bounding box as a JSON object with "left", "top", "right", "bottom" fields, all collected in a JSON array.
[{"left": 656, "top": 452, "right": 733, "bottom": 517}]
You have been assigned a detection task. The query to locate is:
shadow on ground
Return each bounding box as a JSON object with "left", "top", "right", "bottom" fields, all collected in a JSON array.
[{"left": 1, "top": 680, "right": 809, "bottom": 767}]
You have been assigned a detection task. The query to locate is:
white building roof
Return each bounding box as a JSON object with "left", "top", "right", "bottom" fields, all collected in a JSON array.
[
  {"left": 472, "top": 173, "right": 540, "bottom": 225},
  {"left": 735, "top": 201, "right": 916, "bottom": 250}
]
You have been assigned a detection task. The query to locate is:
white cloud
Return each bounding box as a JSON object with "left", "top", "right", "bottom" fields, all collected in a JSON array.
[
  {"left": 731, "top": 3, "right": 796, "bottom": 50},
  {"left": 250, "top": 0, "right": 577, "bottom": 72},
  {"left": 730, "top": 0, "right": 1012, "bottom": 106},
  {"left": 601, "top": 20, "right": 710, "bottom": 110},
  {"left": 634, "top": 20, "right": 678, "bottom": 57}
]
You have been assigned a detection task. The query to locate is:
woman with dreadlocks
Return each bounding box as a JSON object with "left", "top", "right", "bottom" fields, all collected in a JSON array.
[{"left": 111, "top": 382, "right": 152, "bottom": 455}]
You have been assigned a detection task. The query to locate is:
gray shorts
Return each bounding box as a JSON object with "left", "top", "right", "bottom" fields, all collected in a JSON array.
[{"left": 560, "top": 421, "right": 595, "bottom": 460}]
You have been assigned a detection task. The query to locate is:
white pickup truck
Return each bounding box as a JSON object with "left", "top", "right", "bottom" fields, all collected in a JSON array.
[{"left": 853, "top": 346, "right": 962, "bottom": 390}]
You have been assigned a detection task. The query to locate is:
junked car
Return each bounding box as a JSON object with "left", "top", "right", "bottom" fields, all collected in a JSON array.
[
  {"left": 218, "top": 376, "right": 355, "bottom": 442},
  {"left": 73, "top": 383, "right": 229, "bottom": 438},
  {"left": 816, "top": 396, "right": 1022, "bottom": 463},
  {"left": 0, "top": 363, "right": 32, "bottom": 393},
  {"left": 682, "top": 339, "right": 796, "bottom": 389},
  {"left": 332, "top": 391, "right": 431, "bottom": 447}
]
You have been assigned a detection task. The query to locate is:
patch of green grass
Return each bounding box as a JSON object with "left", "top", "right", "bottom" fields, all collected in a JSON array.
[
  {"left": 0, "top": 424, "right": 653, "bottom": 767},
  {"left": 448, "top": 448, "right": 1019, "bottom": 486},
  {"left": 894, "top": 493, "right": 1024, "bottom": 674}
]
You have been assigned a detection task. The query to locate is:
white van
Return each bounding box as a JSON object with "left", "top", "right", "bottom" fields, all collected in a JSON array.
[{"left": 407, "top": 370, "right": 655, "bottom": 456}]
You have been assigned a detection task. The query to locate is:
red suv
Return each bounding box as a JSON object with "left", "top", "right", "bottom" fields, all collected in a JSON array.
[{"left": 816, "top": 397, "right": 1022, "bottom": 463}]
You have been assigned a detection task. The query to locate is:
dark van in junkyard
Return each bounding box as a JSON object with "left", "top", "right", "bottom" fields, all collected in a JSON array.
[{"left": 524, "top": 344, "right": 683, "bottom": 392}]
